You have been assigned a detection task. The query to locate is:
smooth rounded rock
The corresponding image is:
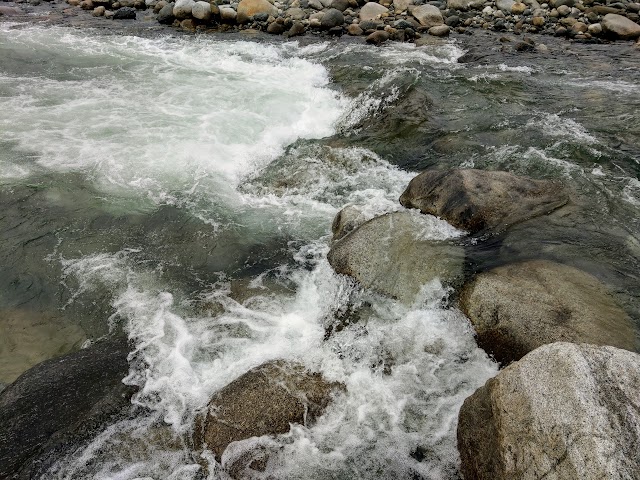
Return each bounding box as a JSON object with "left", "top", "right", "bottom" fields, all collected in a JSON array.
[
  {"left": 236, "top": 0, "right": 277, "bottom": 23},
  {"left": 458, "top": 343, "right": 640, "bottom": 480},
  {"left": 156, "top": 2, "right": 175, "bottom": 22},
  {"left": 194, "top": 360, "right": 343, "bottom": 461},
  {"left": 347, "top": 23, "right": 364, "bottom": 34},
  {"left": 191, "top": 0, "right": 211, "bottom": 19},
  {"left": 460, "top": 260, "right": 638, "bottom": 364},
  {"left": 219, "top": 6, "right": 237, "bottom": 21},
  {"left": 601, "top": 13, "right": 640, "bottom": 38},
  {"left": 428, "top": 24, "right": 450, "bottom": 35},
  {"left": 399, "top": 169, "right": 569, "bottom": 234},
  {"left": 447, "top": 0, "right": 484, "bottom": 10},
  {"left": 411, "top": 4, "right": 443, "bottom": 26},
  {"left": 172, "top": 0, "right": 194, "bottom": 18},
  {"left": 321, "top": 7, "right": 344, "bottom": 28},
  {"left": 328, "top": 212, "right": 464, "bottom": 304},
  {"left": 359, "top": 1, "right": 388, "bottom": 20},
  {"left": 365, "top": 29, "right": 390, "bottom": 44}
]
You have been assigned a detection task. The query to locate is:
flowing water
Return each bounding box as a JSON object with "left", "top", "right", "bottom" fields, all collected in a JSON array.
[{"left": 1, "top": 22, "right": 639, "bottom": 479}]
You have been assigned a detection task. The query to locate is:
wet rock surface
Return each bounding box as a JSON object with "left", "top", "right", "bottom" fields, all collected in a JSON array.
[
  {"left": 399, "top": 169, "right": 569, "bottom": 234},
  {"left": 194, "top": 360, "right": 344, "bottom": 461},
  {"left": 457, "top": 342, "right": 640, "bottom": 480},
  {"left": 328, "top": 211, "right": 464, "bottom": 303},
  {"left": 0, "top": 337, "right": 135, "bottom": 479},
  {"left": 459, "top": 260, "right": 638, "bottom": 364}
]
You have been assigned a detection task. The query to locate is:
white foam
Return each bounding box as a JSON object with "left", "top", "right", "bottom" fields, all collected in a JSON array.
[
  {"left": 526, "top": 112, "right": 598, "bottom": 144},
  {"left": 0, "top": 27, "right": 346, "bottom": 207}
]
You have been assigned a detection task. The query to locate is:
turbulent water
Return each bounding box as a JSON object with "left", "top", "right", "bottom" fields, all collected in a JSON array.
[{"left": 1, "top": 22, "right": 639, "bottom": 479}]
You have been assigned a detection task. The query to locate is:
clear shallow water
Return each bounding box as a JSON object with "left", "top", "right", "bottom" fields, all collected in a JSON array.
[{"left": 1, "top": 23, "right": 639, "bottom": 479}]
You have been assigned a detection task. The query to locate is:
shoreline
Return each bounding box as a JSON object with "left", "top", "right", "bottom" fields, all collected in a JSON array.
[{"left": 2, "top": 0, "right": 640, "bottom": 48}]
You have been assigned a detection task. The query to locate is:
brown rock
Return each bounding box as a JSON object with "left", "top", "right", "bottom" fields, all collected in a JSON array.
[
  {"left": 365, "top": 29, "right": 390, "bottom": 44},
  {"left": 428, "top": 24, "right": 450, "bottom": 35},
  {"left": 459, "top": 260, "right": 638, "bottom": 364},
  {"left": 236, "top": 0, "right": 277, "bottom": 23},
  {"left": 194, "top": 360, "right": 343, "bottom": 461},
  {"left": 458, "top": 343, "right": 640, "bottom": 480},
  {"left": 601, "top": 12, "right": 640, "bottom": 38},
  {"left": 399, "top": 169, "right": 569, "bottom": 233},
  {"left": 347, "top": 23, "right": 364, "bottom": 34}
]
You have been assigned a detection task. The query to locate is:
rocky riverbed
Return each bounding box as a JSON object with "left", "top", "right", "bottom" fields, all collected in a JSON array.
[
  {"left": 2, "top": 0, "right": 640, "bottom": 44},
  {"left": 0, "top": 9, "right": 639, "bottom": 480}
]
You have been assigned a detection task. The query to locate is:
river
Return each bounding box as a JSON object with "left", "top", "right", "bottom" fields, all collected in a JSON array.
[{"left": 0, "top": 22, "right": 639, "bottom": 479}]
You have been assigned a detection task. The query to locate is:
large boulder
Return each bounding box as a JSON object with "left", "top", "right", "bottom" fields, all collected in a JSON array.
[
  {"left": 460, "top": 260, "right": 637, "bottom": 364},
  {"left": 236, "top": 0, "right": 277, "bottom": 23},
  {"left": 359, "top": 1, "right": 389, "bottom": 21},
  {"left": 172, "top": 0, "right": 194, "bottom": 18},
  {"left": 194, "top": 360, "right": 343, "bottom": 461},
  {"left": 191, "top": 0, "right": 211, "bottom": 20},
  {"left": 0, "top": 338, "right": 135, "bottom": 479},
  {"left": 601, "top": 13, "right": 640, "bottom": 39},
  {"left": 328, "top": 211, "right": 464, "bottom": 304},
  {"left": 457, "top": 343, "right": 640, "bottom": 480},
  {"left": 0, "top": 309, "right": 86, "bottom": 385},
  {"left": 446, "top": 0, "right": 484, "bottom": 10},
  {"left": 321, "top": 8, "right": 344, "bottom": 28},
  {"left": 399, "top": 169, "right": 569, "bottom": 234},
  {"left": 411, "top": 4, "right": 443, "bottom": 26}
]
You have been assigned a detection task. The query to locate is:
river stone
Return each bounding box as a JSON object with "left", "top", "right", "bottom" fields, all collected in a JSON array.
[
  {"left": 172, "top": 0, "right": 194, "bottom": 17},
  {"left": 285, "top": 6, "right": 305, "bottom": 19},
  {"left": 347, "top": 23, "right": 364, "bottom": 34},
  {"left": 457, "top": 342, "right": 640, "bottom": 480},
  {"left": 460, "top": 260, "right": 637, "bottom": 365},
  {"left": 331, "top": 205, "right": 366, "bottom": 241},
  {"left": 93, "top": 5, "right": 106, "bottom": 14},
  {"left": 157, "top": 2, "right": 175, "bottom": 22},
  {"left": 411, "top": 4, "right": 443, "bottom": 25},
  {"left": 331, "top": 0, "right": 349, "bottom": 10},
  {"left": 496, "top": 0, "right": 514, "bottom": 12},
  {"left": 446, "top": 0, "right": 483, "bottom": 10},
  {"left": 194, "top": 360, "right": 343, "bottom": 461},
  {"left": 287, "top": 21, "right": 306, "bottom": 35},
  {"left": 399, "top": 169, "right": 569, "bottom": 234},
  {"left": 321, "top": 7, "right": 344, "bottom": 27},
  {"left": 359, "top": 1, "right": 388, "bottom": 20},
  {"left": 327, "top": 212, "right": 464, "bottom": 304},
  {"left": 429, "top": 24, "right": 450, "bottom": 35},
  {"left": 366, "top": 29, "right": 390, "bottom": 43},
  {"left": 601, "top": 13, "right": 640, "bottom": 38},
  {"left": 393, "top": 0, "right": 412, "bottom": 11},
  {"left": 0, "top": 338, "right": 135, "bottom": 479},
  {"left": 511, "top": 1, "right": 526, "bottom": 13},
  {"left": 236, "top": 0, "right": 276, "bottom": 22},
  {"left": 191, "top": 0, "right": 211, "bottom": 19},
  {"left": 113, "top": 6, "right": 137, "bottom": 17},
  {"left": 219, "top": 6, "right": 237, "bottom": 21}
]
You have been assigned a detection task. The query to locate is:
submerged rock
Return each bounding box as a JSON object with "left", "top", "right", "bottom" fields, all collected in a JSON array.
[
  {"left": 0, "top": 309, "right": 87, "bottom": 385},
  {"left": 0, "top": 338, "right": 135, "bottom": 479},
  {"left": 399, "top": 169, "right": 569, "bottom": 233},
  {"left": 194, "top": 360, "right": 343, "bottom": 461},
  {"left": 457, "top": 342, "right": 640, "bottom": 480},
  {"left": 460, "top": 260, "right": 637, "bottom": 364},
  {"left": 328, "top": 211, "right": 464, "bottom": 303}
]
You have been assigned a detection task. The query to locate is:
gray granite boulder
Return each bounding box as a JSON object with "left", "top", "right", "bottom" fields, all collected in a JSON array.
[{"left": 458, "top": 342, "right": 640, "bottom": 480}]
